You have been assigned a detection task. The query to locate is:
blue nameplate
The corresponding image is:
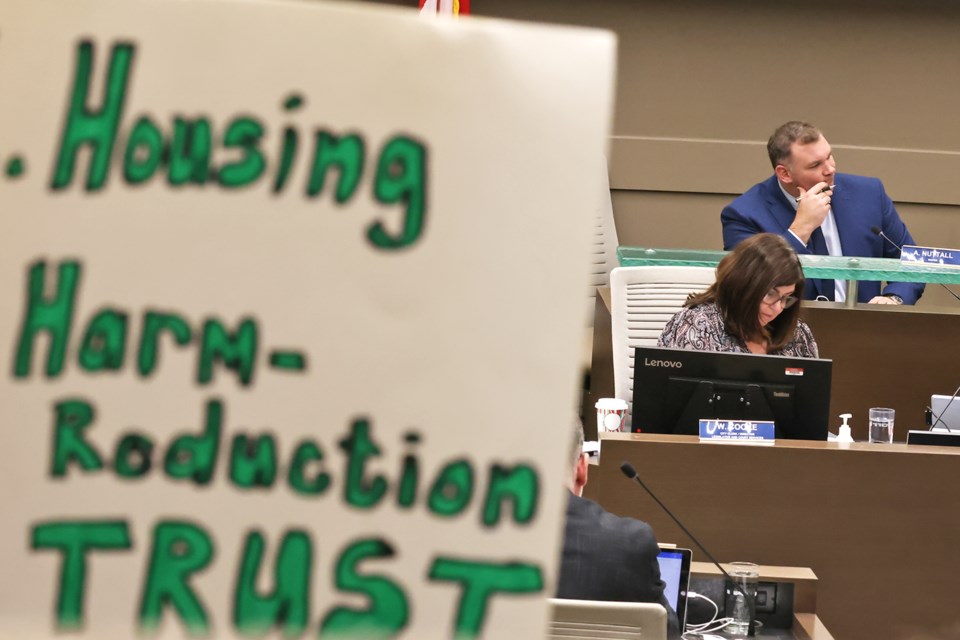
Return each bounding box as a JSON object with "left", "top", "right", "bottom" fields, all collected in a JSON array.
[
  {"left": 901, "top": 245, "right": 960, "bottom": 269},
  {"left": 699, "top": 419, "right": 775, "bottom": 444}
]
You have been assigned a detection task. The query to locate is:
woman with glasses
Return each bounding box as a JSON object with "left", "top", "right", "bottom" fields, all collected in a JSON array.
[{"left": 657, "top": 233, "right": 819, "bottom": 357}]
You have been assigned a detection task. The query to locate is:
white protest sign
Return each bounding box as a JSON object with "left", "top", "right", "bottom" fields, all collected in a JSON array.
[{"left": 0, "top": 0, "right": 616, "bottom": 637}]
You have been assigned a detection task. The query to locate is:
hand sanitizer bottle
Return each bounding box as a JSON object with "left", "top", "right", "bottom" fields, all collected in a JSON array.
[{"left": 836, "top": 413, "right": 854, "bottom": 445}]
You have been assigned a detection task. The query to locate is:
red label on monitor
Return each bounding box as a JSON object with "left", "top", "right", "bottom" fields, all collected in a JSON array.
[{"left": 784, "top": 368, "right": 804, "bottom": 376}]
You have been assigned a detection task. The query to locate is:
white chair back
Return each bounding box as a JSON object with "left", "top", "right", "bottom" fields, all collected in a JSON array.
[
  {"left": 610, "top": 265, "right": 715, "bottom": 422},
  {"left": 586, "top": 157, "right": 619, "bottom": 325},
  {"left": 546, "top": 598, "right": 668, "bottom": 640}
]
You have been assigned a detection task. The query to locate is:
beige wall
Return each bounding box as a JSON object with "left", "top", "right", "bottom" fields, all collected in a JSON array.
[{"left": 368, "top": 0, "right": 960, "bottom": 306}]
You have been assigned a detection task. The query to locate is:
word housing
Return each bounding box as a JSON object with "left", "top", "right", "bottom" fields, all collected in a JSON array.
[{"left": 50, "top": 41, "right": 428, "bottom": 250}]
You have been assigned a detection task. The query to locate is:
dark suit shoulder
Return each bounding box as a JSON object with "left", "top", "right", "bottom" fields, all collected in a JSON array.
[
  {"left": 568, "top": 493, "right": 652, "bottom": 530},
  {"left": 835, "top": 172, "right": 883, "bottom": 193},
  {"left": 560, "top": 494, "right": 679, "bottom": 638},
  {"left": 566, "top": 494, "right": 659, "bottom": 550}
]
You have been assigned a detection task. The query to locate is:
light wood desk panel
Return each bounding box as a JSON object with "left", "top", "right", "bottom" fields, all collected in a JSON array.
[
  {"left": 803, "top": 302, "right": 960, "bottom": 441},
  {"left": 595, "top": 434, "right": 960, "bottom": 640},
  {"left": 589, "top": 289, "right": 960, "bottom": 442}
]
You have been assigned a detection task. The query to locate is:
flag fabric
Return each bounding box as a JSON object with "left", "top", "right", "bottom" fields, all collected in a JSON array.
[{"left": 419, "top": 0, "right": 470, "bottom": 16}]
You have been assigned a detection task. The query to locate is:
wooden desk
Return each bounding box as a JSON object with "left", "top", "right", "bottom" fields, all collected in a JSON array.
[
  {"left": 803, "top": 302, "right": 960, "bottom": 441},
  {"left": 792, "top": 614, "right": 835, "bottom": 640},
  {"left": 595, "top": 434, "right": 960, "bottom": 640},
  {"left": 589, "top": 288, "right": 960, "bottom": 441},
  {"left": 689, "top": 562, "right": 832, "bottom": 639}
]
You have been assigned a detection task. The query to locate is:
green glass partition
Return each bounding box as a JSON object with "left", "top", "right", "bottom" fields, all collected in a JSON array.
[{"left": 617, "top": 246, "right": 960, "bottom": 308}]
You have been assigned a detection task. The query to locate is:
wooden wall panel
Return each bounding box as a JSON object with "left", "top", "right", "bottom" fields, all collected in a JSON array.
[
  {"left": 367, "top": 0, "right": 960, "bottom": 307},
  {"left": 596, "top": 434, "right": 960, "bottom": 640}
]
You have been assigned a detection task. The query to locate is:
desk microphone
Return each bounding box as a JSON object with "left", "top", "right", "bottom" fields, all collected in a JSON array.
[
  {"left": 620, "top": 461, "right": 756, "bottom": 636},
  {"left": 870, "top": 226, "right": 960, "bottom": 303}
]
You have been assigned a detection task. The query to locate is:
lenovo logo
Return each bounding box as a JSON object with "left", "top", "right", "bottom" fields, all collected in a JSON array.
[{"left": 644, "top": 358, "right": 682, "bottom": 368}]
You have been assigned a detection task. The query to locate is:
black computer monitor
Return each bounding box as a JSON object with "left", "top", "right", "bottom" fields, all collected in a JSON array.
[{"left": 632, "top": 346, "right": 833, "bottom": 440}]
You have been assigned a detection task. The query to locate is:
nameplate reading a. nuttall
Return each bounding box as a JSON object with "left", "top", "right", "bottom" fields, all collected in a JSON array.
[{"left": 901, "top": 245, "right": 960, "bottom": 269}]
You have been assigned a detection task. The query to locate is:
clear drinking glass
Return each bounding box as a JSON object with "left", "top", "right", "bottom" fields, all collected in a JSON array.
[
  {"left": 868, "top": 407, "right": 895, "bottom": 443},
  {"left": 724, "top": 561, "right": 759, "bottom": 636}
]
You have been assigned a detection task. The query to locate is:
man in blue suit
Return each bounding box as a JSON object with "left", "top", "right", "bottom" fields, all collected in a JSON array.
[{"left": 721, "top": 121, "right": 924, "bottom": 304}]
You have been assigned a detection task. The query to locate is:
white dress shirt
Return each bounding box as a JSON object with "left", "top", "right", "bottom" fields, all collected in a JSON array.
[{"left": 779, "top": 182, "right": 846, "bottom": 302}]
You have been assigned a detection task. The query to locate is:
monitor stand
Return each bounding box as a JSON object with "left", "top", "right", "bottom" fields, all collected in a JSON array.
[{"left": 675, "top": 381, "right": 773, "bottom": 435}]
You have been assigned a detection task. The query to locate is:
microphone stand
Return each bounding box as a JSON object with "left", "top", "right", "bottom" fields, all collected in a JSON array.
[
  {"left": 872, "top": 227, "right": 960, "bottom": 434},
  {"left": 620, "top": 462, "right": 756, "bottom": 636}
]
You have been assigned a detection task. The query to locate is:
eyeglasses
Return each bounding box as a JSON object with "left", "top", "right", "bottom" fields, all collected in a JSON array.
[{"left": 763, "top": 289, "right": 798, "bottom": 308}]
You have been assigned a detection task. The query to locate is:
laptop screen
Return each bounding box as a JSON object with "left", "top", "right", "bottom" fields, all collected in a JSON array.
[
  {"left": 657, "top": 548, "right": 691, "bottom": 630},
  {"left": 931, "top": 394, "right": 960, "bottom": 431}
]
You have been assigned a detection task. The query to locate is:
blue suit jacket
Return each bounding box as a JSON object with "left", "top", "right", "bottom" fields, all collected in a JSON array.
[{"left": 721, "top": 173, "right": 924, "bottom": 304}]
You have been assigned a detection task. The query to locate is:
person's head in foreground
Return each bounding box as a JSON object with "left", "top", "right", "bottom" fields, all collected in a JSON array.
[{"left": 568, "top": 416, "right": 588, "bottom": 496}]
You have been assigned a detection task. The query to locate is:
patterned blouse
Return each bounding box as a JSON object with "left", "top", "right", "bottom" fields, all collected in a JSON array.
[{"left": 657, "top": 302, "right": 819, "bottom": 358}]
